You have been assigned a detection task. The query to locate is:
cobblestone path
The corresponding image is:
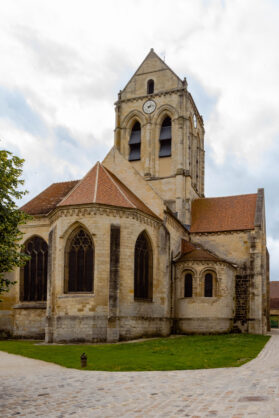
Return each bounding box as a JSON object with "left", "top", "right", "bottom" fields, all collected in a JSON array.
[{"left": 1, "top": 331, "right": 279, "bottom": 417}]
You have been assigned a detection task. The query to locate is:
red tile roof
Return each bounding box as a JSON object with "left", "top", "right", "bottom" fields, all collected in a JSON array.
[
  {"left": 21, "top": 162, "right": 158, "bottom": 219},
  {"left": 20, "top": 180, "right": 79, "bottom": 215},
  {"left": 270, "top": 298, "right": 279, "bottom": 310},
  {"left": 177, "top": 239, "right": 227, "bottom": 263},
  {"left": 190, "top": 194, "right": 258, "bottom": 233},
  {"left": 270, "top": 282, "right": 279, "bottom": 299},
  {"left": 181, "top": 239, "right": 196, "bottom": 254}
]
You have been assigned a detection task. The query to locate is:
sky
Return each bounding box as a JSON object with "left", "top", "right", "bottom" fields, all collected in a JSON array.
[{"left": 1, "top": 0, "right": 278, "bottom": 280}]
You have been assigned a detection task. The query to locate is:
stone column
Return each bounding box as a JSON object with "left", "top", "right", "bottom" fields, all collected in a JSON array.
[
  {"left": 175, "top": 116, "right": 185, "bottom": 224},
  {"left": 45, "top": 226, "right": 56, "bottom": 343},
  {"left": 144, "top": 120, "right": 152, "bottom": 177},
  {"left": 107, "top": 224, "right": 121, "bottom": 342},
  {"left": 114, "top": 101, "right": 121, "bottom": 150}
]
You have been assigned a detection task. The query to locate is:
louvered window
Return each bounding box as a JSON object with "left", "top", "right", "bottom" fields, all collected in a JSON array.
[
  {"left": 129, "top": 121, "right": 141, "bottom": 161},
  {"left": 134, "top": 232, "right": 153, "bottom": 300},
  {"left": 147, "top": 79, "right": 154, "bottom": 94},
  {"left": 159, "top": 117, "right": 172, "bottom": 157},
  {"left": 22, "top": 236, "right": 48, "bottom": 301},
  {"left": 204, "top": 273, "right": 213, "bottom": 297},
  {"left": 184, "top": 273, "right": 193, "bottom": 298},
  {"left": 66, "top": 229, "right": 94, "bottom": 292}
]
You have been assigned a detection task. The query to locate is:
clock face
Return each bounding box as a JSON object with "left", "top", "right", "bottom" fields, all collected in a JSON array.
[{"left": 143, "top": 100, "right": 156, "bottom": 114}]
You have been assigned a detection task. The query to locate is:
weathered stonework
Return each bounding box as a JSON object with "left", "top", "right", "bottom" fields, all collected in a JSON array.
[{"left": 0, "top": 49, "right": 269, "bottom": 341}]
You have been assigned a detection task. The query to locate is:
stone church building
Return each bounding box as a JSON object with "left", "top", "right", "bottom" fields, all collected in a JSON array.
[{"left": 0, "top": 49, "right": 269, "bottom": 342}]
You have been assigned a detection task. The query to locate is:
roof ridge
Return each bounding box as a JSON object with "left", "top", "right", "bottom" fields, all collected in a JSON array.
[
  {"left": 58, "top": 163, "right": 98, "bottom": 206},
  {"left": 121, "top": 49, "right": 182, "bottom": 94},
  {"left": 101, "top": 165, "right": 136, "bottom": 209},
  {"left": 93, "top": 162, "right": 100, "bottom": 203},
  {"left": 197, "top": 193, "right": 257, "bottom": 201},
  {"left": 52, "top": 179, "right": 79, "bottom": 185}
]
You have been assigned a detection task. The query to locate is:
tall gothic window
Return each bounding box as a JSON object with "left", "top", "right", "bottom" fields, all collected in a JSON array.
[
  {"left": 159, "top": 116, "right": 172, "bottom": 157},
  {"left": 21, "top": 236, "right": 48, "bottom": 301},
  {"left": 184, "top": 273, "right": 193, "bottom": 298},
  {"left": 65, "top": 228, "right": 94, "bottom": 292},
  {"left": 204, "top": 272, "right": 213, "bottom": 297},
  {"left": 134, "top": 231, "right": 153, "bottom": 300},
  {"left": 147, "top": 79, "right": 154, "bottom": 94},
  {"left": 129, "top": 121, "right": 141, "bottom": 161}
]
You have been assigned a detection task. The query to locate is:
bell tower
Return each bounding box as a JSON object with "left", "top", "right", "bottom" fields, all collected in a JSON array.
[{"left": 114, "top": 49, "right": 205, "bottom": 225}]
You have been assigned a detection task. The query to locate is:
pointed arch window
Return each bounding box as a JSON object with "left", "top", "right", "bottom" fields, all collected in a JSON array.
[
  {"left": 65, "top": 228, "right": 94, "bottom": 293},
  {"left": 147, "top": 79, "right": 154, "bottom": 94},
  {"left": 21, "top": 236, "right": 48, "bottom": 301},
  {"left": 184, "top": 273, "right": 193, "bottom": 298},
  {"left": 129, "top": 121, "right": 141, "bottom": 161},
  {"left": 134, "top": 232, "right": 153, "bottom": 300},
  {"left": 204, "top": 272, "right": 213, "bottom": 297},
  {"left": 159, "top": 116, "right": 172, "bottom": 157}
]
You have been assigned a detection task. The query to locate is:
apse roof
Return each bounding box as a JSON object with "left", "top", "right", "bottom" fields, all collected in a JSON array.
[
  {"left": 190, "top": 193, "right": 258, "bottom": 233},
  {"left": 20, "top": 180, "right": 79, "bottom": 215},
  {"left": 21, "top": 162, "right": 158, "bottom": 219},
  {"left": 177, "top": 239, "right": 226, "bottom": 263}
]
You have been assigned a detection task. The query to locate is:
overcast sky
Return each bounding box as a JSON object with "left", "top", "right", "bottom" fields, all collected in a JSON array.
[{"left": 1, "top": 0, "right": 278, "bottom": 280}]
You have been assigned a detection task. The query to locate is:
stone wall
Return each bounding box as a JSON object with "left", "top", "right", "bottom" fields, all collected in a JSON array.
[
  {"left": 0, "top": 218, "right": 50, "bottom": 338},
  {"left": 113, "top": 50, "right": 205, "bottom": 224},
  {"left": 174, "top": 260, "right": 235, "bottom": 334},
  {"left": 48, "top": 205, "right": 170, "bottom": 342},
  {"left": 13, "top": 306, "right": 46, "bottom": 338}
]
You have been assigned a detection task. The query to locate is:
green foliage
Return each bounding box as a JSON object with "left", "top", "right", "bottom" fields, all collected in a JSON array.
[
  {"left": 0, "top": 334, "right": 270, "bottom": 371},
  {"left": 0, "top": 150, "right": 30, "bottom": 295}
]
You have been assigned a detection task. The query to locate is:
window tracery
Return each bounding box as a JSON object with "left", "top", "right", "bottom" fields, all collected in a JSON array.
[
  {"left": 21, "top": 236, "right": 48, "bottom": 301},
  {"left": 65, "top": 228, "right": 94, "bottom": 292},
  {"left": 134, "top": 231, "right": 153, "bottom": 300}
]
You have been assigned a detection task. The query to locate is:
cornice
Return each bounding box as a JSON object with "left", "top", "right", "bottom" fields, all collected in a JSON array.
[
  {"left": 114, "top": 87, "right": 187, "bottom": 106},
  {"left": 49, "top": 203, "right": 162, "bottom": 229},
  {"left": 190, "top": 230, "right": 252, "bottom": 236}
]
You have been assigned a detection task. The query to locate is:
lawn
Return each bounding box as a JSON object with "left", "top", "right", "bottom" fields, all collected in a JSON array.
[{"left": 0, "top": 334, "right": 270, "bottom": 371}]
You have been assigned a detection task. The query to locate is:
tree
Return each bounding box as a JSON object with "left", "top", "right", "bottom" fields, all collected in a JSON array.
[{"left": 0, "top": 150, "right": 30, "bottom": 296}]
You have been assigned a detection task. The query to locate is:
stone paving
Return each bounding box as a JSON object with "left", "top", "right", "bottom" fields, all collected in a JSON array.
[{"left": 1, "top": 331, "right": 279, "bottom": 417}]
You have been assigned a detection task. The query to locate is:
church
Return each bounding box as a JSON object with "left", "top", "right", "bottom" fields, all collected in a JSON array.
[{"left": 0, "top": 49, "right": 269, "bottom": 342}]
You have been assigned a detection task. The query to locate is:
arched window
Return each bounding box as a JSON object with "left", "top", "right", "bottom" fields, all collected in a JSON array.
[
  {"left": 184, "top": 273, "right": 193, "bottom": 298},
  {"left": 129, "top": 121, "right": 141, "bottom": 161},
  {"left": 65, "top": 228, "right": 94, "bottom": 292},
  {"left": 147, "top": 79, "right": 154, "bottom": 94},
  {"left": 21, "top": 236, "right": 48, "bottom": 301},
  {"left": 204, "top": 272, "right": 213, "bottom": 297},
  {"left": 159, "top": 116, "right": 172, "bottom": 157},
  {"left": 134, "top": 231, "right": 153, "bottom": 300}
]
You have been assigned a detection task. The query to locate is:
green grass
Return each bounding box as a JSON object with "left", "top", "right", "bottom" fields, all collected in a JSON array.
[{"left": 0, "top": 334, "right": 270, "bottom": 371}]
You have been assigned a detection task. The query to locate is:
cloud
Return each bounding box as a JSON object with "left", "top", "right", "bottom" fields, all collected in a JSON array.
[{"left": 0, "top": 86, "right": 48, "bottom": 137}]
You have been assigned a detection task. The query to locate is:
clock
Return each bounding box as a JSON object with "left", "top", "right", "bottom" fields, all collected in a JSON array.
[{"left": 143, "top": 100, "right": 156, "bottom": 114}]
